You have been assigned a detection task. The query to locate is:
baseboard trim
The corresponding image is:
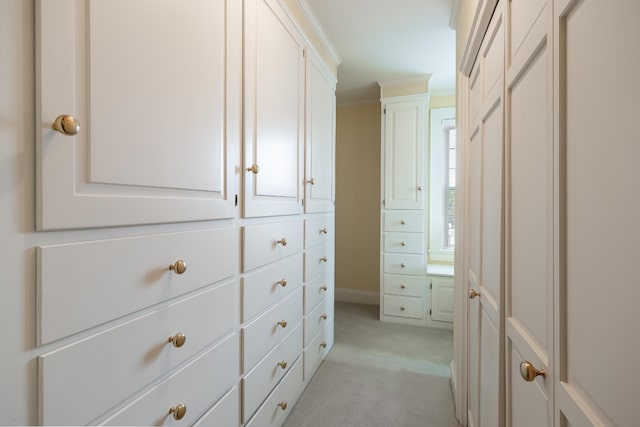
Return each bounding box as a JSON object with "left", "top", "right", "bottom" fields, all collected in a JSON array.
[
  {"left": 450, "top": 360, "right": 457, "bottom": 398},
  {"left": 335, "top": 288, "right": 379, "bottom": 305}
]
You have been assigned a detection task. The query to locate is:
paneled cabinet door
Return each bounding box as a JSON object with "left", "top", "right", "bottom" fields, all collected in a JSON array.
[
  {"left": 304, "top": 50, "right": 336, "bottom": 213},
  {"left": 243, "top": 0, "right": 305, "bottom": 217},
  {"left": 36, "top": 0, "right": 240, "bottom": 230}
]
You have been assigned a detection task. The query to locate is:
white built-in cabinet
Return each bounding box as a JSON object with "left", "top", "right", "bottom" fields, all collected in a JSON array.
[{"left": 32, "top": 0, "right": 336, "bottom": 425}]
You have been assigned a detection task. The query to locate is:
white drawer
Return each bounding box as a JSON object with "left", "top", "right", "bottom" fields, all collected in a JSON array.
[
  {"left": 383, "top": 253, "right": 425, "bottom": 275},
  {"left": 242, "top": 324, "right": 302, "bottom": 422},
  {"left": 303, "top": 320, "right": 334, "bottom": 382},
  {"left": 193, "top": 387, "right": 239, "bottom": 427},
  {"left": 101, "top": 335, "right": 237, "bottom": 426},
  {"left": 242, "top": 253, "right": 303, "bottom": 322},
  {"left": 303, "top": 273, "right": 331, "bottom": 314},
  {"left": 242, "top": 288, "right": 303, "bottom": 371},
  {"left": 383, "top": 295, "right": 424, "bottom": 319},
  {"left": 304, "top": 215, "right": 334, "bottom": 249},
  {"left": 304, "top": 243, "right": 332, "bottom": 281},
  {"left": 383, "top": 232, "right": 425, "bottom": 254},
  {"left": 38, "top": 283, "right": 235, "bottom": 426},
  {"left": 242, "top": 220, "right": 303, "bottom": 272},
  {"left": 383, "top": 274, "right": 425, "bottom": 297},
  {"left": 384, "top": 211, "right": 424, "bottom": 232},
  {"left": 37, "top": 227, "right": 236, "bottom": 345},
  {"left": 245, "top": 359, "right": 303, "bottom": 427},
  {"left": 303, "top": 298, "right": 333, "bottom": 347}
]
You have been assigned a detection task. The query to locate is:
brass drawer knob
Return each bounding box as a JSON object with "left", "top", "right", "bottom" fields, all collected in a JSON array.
[
  {"left": 400, "top": 220, "right": 406, "bottom": 225},
  {"left": 169, "top": 332, "right": 186, "bottom": 348},
  {"left": 468, "top": 289, "right": 480, "bottom": 299},
  {"left": 401, "top": 241, "right": 406, "bottom": 246},
  {"left": 320, "top": 256, "right": 328, "bottom": 263},
  {"left": 321, "top": 314, "right": 328, "bottom": 320},
  {"left": 246, "top": 164, "right": 260, "bottom": 174},
  {"left": 277, "top": 238, "right": 287, "bottom": 246},
  {"left": 306, "top": 178, "right": 315, "bottom": 185},
  {"left": 277, "top": 278, "right": 287, "bottom": 287},
  {"left": 520, "top": 361, "right": 545, "bottom": 382},
  {"left": 52, "top": 114, "right": 80, "bottom": 136},
  {"left": 278, "top": 401, "right": 288, "bottom": 411},
  {"left": 277, "top": 320, "right": 288, "bottom": 328},
  {"left": 278, "top": 360, "right": 288, "bottom": 369},
  {"left": 169, "top": 260, "right": 187, "bottom": 275},
  {"left": 169, "top": 403, "right": 187, "bottom": 420},
  {"left": 320, "top": 342, "right": 327, "bottom": 349},
  {"left": 400, "top": 284, "right": 406, "bottom": 289},
  {"left": 417, "top": 185, "right": 423, "bottom": 191},
  {"left": 400, "top": 306, "right": 406, "bottom": 311},
  {"left": 320, "top": 285, "right": 328, "bottom": 292},
  {"left": 320, "top": 227, "right": 328, "bottom": 234},
  {"left": 400, "top": 263, "right": 406, "bottom": 268}
]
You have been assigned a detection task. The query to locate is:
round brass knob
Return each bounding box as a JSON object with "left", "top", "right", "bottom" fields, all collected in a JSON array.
[
  {"left": 468, "top": 289, "right": 480, "bottom": 299},
  {"left": 307, "top": 178, "right": 315, "bottom": 185},
  {"left": 320, "top": 285, "right": 328, "bottom": 291},
  {"left": 169, "top": 403, "right": 187, "bottom": 420},
  {"left": 277, "top": 320, "right": 288, "bottom": 328},
  {"left": 400, "top": 263, "right": 406, "bottom": 268},
  {"left": 246, "top": 164, "right": 260, "bottom": 174},
  {"left": 400, "top": 306, "right": 406, "bottom": 311},
  {"left": 52, "top": 114, "right": 80, "bottom": 136},
  {"left": 277, "top": 278, "right": 287, "bottom": 287},
  {"left": 278, "top": 360, "right": 288, "bottom": 369},
  {"left": 401, "top": 220, "right": 406, "bottom": 225},
  {"left": 520, "top": 361, "right": 545, "bottom": 382},
  {"left": 401, "top": 241, "right": 406, "bottom": 246},
  {"left": 320, "top": 228, "right": 328, "bottom": 234},
  {"left": 277, "top": 238, "right": 287, "bottom": 246},
  {"left": 417, "top": 185, "right": 423, "bottom": 191},
  {"left": 169, "top": 332, "right": 186, "bottom": 348},
  {"left": 320, "top": 342, "right": 327, "bottom": 349},
  {"left": 169, "top": 260, "right": 187, "bottom": 275},
  {"left": 278, "top": 401, "right": 288, "bottom": 411},
  {"left": 400, "top": 284, "right": 406, "bottom": 289},
  {"left": 320, "top": 256, "right": 328, "bottom": 263},
  {"left": 321, "top": 314, "right": 328, "bottom": 320}
]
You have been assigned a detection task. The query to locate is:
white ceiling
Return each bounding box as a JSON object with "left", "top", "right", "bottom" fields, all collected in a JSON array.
[{"left": 304, "top": 0, "right": 457, "bottom": 105}]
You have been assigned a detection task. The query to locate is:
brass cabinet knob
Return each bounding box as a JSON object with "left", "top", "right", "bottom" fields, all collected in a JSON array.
[
  {"left": 277, "top": 320, "right": 288, "bottom": 328},
  {"left": 320, "top": 227, "right": 328, "bottom": 234},
  {"left": 320, "top": 285, "right": 328, "bottom": 292},
  {"left": 468, "top": 289, "right": 480, "bottom": 299},
  {"left": 169, "top": 403, "right": 187, "bottom": 420},
  {"left": 277, "top": 238, "right": 287, "bottom": 246},
  {"left": 520, "top": 361, "right": 545, "bottom": 382},
  {"left": 400, "top": 306, "right": 406, "bottom": 311},
  {"left": 417, "top": 185, "right": 423, "bottom": 191},
  {"left": 169, "top": 260, "right": 187, "bottom": 275},
  {"left": 306, "top": 178, "right": 315, "bottom": 185},
  {"left": 278, "top": 360, "right": 288, "bottom": 369},
  {"left": 400, "top": 263, "right": 406, "bottom": 268},
  {"left": 278, "top": 401, "right": 288, "bottom": 411},
  {"left": 320, "top": 342, "right": 327, "bottom": 349},
  {"left": 400, "top": 284, "right": 406, "bottom": 289},
  {"left": 52, "top": 114, "right": 80, "bottom": 136},
  {"left": 320, "top": 256, "right": 328, "bottom": 263},
  {"left": 401, "top": 241, "right": 406, "bottom": 246},
  {"left": 400, "top": 220, "right": 406, "bottom": 225},
  {"left": 169, "top": 332, "right": 186, "bottom": 348},
  {"left": 246, "top": 164, "right": 260, "bottom": 174},
  {"left": 321, "top": 314, "right": 328, "bottom": 320},
  {"left": 277, "top": 278, "right": 287, "bottom": 287}
]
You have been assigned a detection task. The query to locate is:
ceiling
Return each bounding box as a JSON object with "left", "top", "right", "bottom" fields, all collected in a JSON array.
[{"left": 304, "top": 0, "right": 457, "bottom": 105}]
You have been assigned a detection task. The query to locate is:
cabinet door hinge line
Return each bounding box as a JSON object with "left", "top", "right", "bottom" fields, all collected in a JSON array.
[{"left": 234, "top": 194, "right": 238, "bottom": 206}]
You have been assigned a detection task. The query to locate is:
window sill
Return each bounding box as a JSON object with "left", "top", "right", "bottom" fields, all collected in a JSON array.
[{"left": 427, "top": 264, "right": 454, "bottom": 277}]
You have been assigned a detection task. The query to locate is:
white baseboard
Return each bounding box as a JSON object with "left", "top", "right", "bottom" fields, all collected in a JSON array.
[
  {"left": 335, "top": 288, "right": 379, "bottom": 305},
  {"left": 450, "top": 360, "right": 457, "bottom": 398}
]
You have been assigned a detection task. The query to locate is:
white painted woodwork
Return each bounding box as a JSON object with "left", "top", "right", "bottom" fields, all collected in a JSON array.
[
  {"left": 242, "top": 253, "right": 303, "bottom": 322},
  {"left": 383, "top": 210, "right": 425, "bottom": 232},
  {"left": 245, "top": 359, "right": 303, "bottom": 427},
  {"left": 383, "top": 274, "right": 425, "bottom": 298},
  {"left": 243, "top": 0, "right": 305, "bottom": 217},
  {"left": 304, "top": 215, "right": 334, "bottom": 248},
  {"left": 305, "top": 50, "right": 336, "bottom": 213},
  {"left": 382, "top": 99, "right": 427, "bottom": 210},
  {"left": 38, "top": 284, "right": 235, "bottom": 426},
  {"left": 242, "top": 288, "right": 303, "bottom": 371},
  {"left": 36, "top": 0, "right": 238, "bottom": 229},
  {"left": 100, "top": 335, "right": 237, "bottom": 426},
  {"left": 242, "top": 324, "right": 302, "bottom": 422},
  {"left": 242, "top": 219, "right": 304, "bottom": 272},
  {"left": 430, "top": 276, "right": 454, "bottom": 323},
  {"left": 479, "top": 311, "right": 500, "bottom": 427},
  {"left": 382, "top": 295, "right": 423, "bottom": 319},
  {"left": 383, "top": 253, "right": 425, "bottom": 276},
  {"left": 383, "top": 232, "right": 425, "bottom": 254},
  {"left": 303, "top": 320, "right": 334, "bottom": 382},
  {"left": 469, "top": 62, "right": 483, "bottom": 128},
  {"left": 37, "top": 227, "right": 235, "bottom": 345},
  {"left": 193, "top": 387, "right": 240, "bottom": 427},
  {"left": 303, "top": 297, "right": 333, "bottom": 347},
  {"left": 303, "top": 273, "right": 330, "bottom": 314},
  {"left": 304, "top": 243, "right": 331, "bottom": 281}
]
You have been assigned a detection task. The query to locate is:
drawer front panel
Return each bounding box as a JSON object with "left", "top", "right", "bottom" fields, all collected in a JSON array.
[
  {"left": 383, "top": 274, "right": 425, "bottom": 297},
  {"left": 102, "top": 335, "right": 237, "bottom": 426},
  {"left": 383, "top": 253, "right": 425, "bottom": 275},
  {"left": 304, "top": 215, "right": 334, "bottom": 249},
  {"left": 242, "top": 220, "right": 303, "bottom": 272},
  {"left": 38, "top": 283, "right": 235, "bottom": 426},
  {"left": 245, "top": 359, "right": 303, "bottom": 427},
  {"left": 242, "top": 324, "right": 302, "bottom": 422},
  {"left": 383, "top": 295, "right": 424, "bottom": 319},
  {"left": 242, "top": 253, "right": 303, "bottom": 322},
  {"left": 383, "top": 232, "right": 425, "bottom": 254},
  {"left": 242, "top": 288, "right": 303, "bottom": 371},
  {"left": 383, "top": 211, "right": 424, "bottom": 232},
  {"left": 303, "top": 320, "right": 334, "bottom": 382},
  {"left": 193, "top": 387, "right": 239, "bottom": 427},
  {"left": 303, "top": 273, "right": 331, "bottom": 314},
  {"left": 303, "top": 298, "right": 333, "bottom": 348},
  {"left": 38, "top": 227, "right": 236, "bottom": 345},
  {"left": 304, "top": 243, "right": 332, "bottom": 281}
]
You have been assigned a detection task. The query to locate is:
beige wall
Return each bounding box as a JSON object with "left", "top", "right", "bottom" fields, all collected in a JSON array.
[
  {"left": 335, "top": 103, "right": 381, "bottom": 295},
  {"left": 430, "top": 94, "right": 456, "bottom": 109}
]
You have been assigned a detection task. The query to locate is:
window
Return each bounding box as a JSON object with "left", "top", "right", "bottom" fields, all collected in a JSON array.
[{"left": 444, "top": 123, "right": 456, "bottom": 249}]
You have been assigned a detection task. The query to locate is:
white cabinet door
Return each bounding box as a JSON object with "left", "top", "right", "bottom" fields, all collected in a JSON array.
[
  {"left": 36, "top": 0, "right": 240, "bottom": 230},
  {"left": 304, "top": 50, "right": 336, "bottom": 213},
  {"left": 383, "top": 99, "right": 427, "bottom": 210},
  {"left": 243, "top": 0, "right": 305, "bottom": 218},
  {"left": 430, "top": 276, "right": 454, "bottom": 323}
]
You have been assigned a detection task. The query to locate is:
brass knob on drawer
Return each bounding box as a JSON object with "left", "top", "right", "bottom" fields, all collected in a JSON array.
[
  {"left": 520, "top": 361, "right": 546, "bottom": 382},
  {"left": 400, "top": 306, "right": 406, "bottom": 311},
  {"left": 400, "top": 284, "right": 406, "bottom": 289},
  {"left": 277, "top": 278, "right": 287, "bottom": 287},
  {"left": 468, "top": 289, "right": 480, "bottom": 299},
  {"left": 277, "top": 238, "right": 288, "bottom": 246},
  {"left": 278, "top": 401, "right": 288, "bottom": 411},
  {"left": 320, "top": 285, "right": 328, "bottom": 292},
  {"left": 401, "top": 220, "right": 406, "bottom": 225},
  {"left": 246, "top": 164, "right": 260, "bottom": 174},
  {"left": 169, "top": 332, "right": 186, "bottom": 348},
  {"left": 277, "top": 320, "right": 288, "bottom": 328},
  {"left": 418, "top": 185, "right": 423, "bottom": 191},
  {"left": 321, "top": 314, "right": 328, "bottom": 320},
  {"left": 400, "top": 263, "right": 406, "bottom": 268},
  {"left": 401, "top": 241, "right": 406, "bottom": 246},
  {"left": 169, "top": 403, "right": 187, "bottom": 420},
  {"left": 320, "top": 256, "right": 328, "bottom": 263},
  {"left": 278, "top": 360, "right": 288, "bottom": 369},
  {"left": 306, "top": 178, "right": 315, "bottom": 185},
  {"left": 320, "top": 227, "right": 328, "bottom": 234},
  {"left": 320, "top": 342, "right": 327, "bottom": 349},
  {"left": 52, "top": 114, "right": 81, "bottom": 136},
  {"left": 169, "top": 260, "right": 187, "bottom": 275}
]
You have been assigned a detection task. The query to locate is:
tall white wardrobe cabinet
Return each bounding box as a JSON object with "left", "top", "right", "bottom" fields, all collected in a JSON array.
[{"left": 13, "top": 0, "right": 339, "bottom": 425}]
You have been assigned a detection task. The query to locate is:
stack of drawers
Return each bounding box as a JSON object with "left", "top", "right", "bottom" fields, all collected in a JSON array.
[
  {"left": 302, "top": 215, "right": 335, "bottom": 382},
  {"left": 37, "top": 228, "right": 239, "bottom": 425},
  {"left": 240, "top": 219, "right": 305, "bottom": 426}
]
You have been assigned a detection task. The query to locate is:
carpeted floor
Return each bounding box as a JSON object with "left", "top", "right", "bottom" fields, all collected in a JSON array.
[{"left": 284, "top": 302, "right": 461, "bottom": 427}]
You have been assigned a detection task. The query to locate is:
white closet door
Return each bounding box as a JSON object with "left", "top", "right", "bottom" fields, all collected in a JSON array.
[
  {"left": 243, "top": 0, "right": 304, "bottom": 218},
  {"left": 556, "top": 1, "right": 640, "bottom": 426},
  {"left": 36, "top": 0, "right": 238, "bottom": 230}
]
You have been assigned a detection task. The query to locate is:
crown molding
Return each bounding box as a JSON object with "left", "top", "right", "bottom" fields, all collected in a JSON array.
[{"left": 295, "top": 0, "right": 342, "bottom": 66}]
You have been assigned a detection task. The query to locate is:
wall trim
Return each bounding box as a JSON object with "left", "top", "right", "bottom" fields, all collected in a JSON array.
[
  {"left": 335, "top": 288, "right": 379, "bottom": 305},
  {"left": 460, "top": 0, "right": 499, "bottom": 76},
  {"left": 449, "top": 0, "right": 462, "bottom": 30},
  {"left": 295, "top": 0, "right": 342, "bottom": 66}
]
